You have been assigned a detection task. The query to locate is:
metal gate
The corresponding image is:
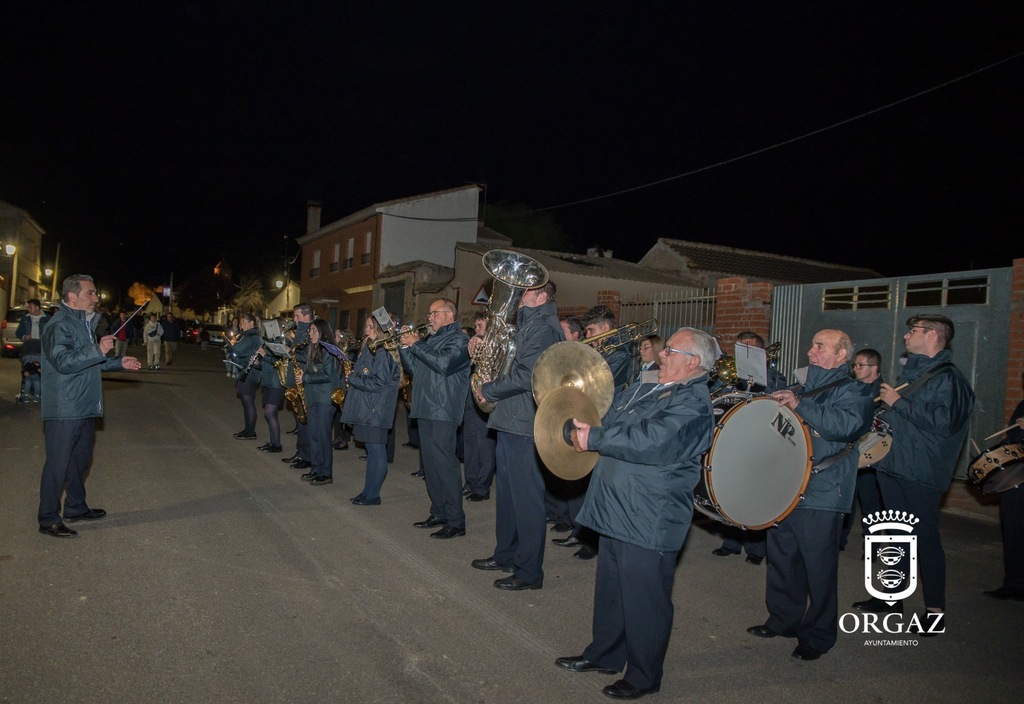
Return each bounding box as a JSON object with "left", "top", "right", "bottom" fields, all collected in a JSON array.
[
  {"left": 619, "top": 287, "right": 717, "bottom": 333},
  {"left": 771, "top": 267, "right": 1011, "bottom": 478}
]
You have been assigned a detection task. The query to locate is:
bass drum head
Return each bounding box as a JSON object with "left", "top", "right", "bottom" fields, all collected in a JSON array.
[{"left": 704, "top": 397, "right": 812, "bottom": 529}]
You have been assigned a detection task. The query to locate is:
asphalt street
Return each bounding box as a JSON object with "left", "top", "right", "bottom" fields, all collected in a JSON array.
[{"left": 0, "top": 343, "right": 1021, "bottom": 704}]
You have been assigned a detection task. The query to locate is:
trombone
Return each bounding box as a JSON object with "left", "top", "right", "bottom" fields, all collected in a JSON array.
[
  {"left": 368, "top": 323, "right": 431, "bottom": 353},
  {"left": 585, "top": 319, "right": 659, "bottom": 355}
]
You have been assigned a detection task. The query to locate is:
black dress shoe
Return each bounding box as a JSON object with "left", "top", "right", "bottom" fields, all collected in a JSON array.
[
  {"left": 494, "top": 575, "right": 542, "bottom": 591},
  {"left": 791, "top": 644, "right": 823, "bottom": 661},
  {"left": 851, "top": 597, "right": 902, "bottom": 613},
  {"left": 984, "top": 586, "right": 1024, "bottom": 601},
  {"left": 350, "top": 494, "right": 365, "bottom": 503},
  {"left": 309, "top": 475, "right": 333, "bottom": 486},
  {"left": 233, "top": 431, "right": 257, "bottom": 439},
  {"left": 465, "top": 493, "right": 489, "bottom": 502},
  {"left": 712, "top": 546, "right": 741, "bottom": 557},
  {"left": 745, "top": 554, "right": 765, "bottom": 565},
  {"left": 39, "top": 523, "right": 78, "bottom": 538},
  {"left": 258, "top": 444, "right": 283, "bottom": 453},
  {"left": 293, "top": 460, "right": 312, "bottom": 470},
  {"left": 555, "top": 656, "right": 618, "bottom": 675},
  {"left": 602, "top": 679, "right": 659, "bottom": 700},
  {"left": 285, "top": 427, "right": 299, "bottom": 435},
  {"left": 411, "top": 469, "right": 425, "bottom": 478},
  {"left": 64, "top": 508, "right": 107, "bottom": 522},
  {"left": 282, "top": 454, "right": 300, "bottom": 463},
  {"left": 553, "top": 536, "right": 581, "bottom": 548},
  {"left": 402, "top": 441, "right": 418, "bottom": 448},
  {"left": 746, "top": 624, "right": 780, "bottom": 638},
  {"left": 430, "top": 526, "right": 466, "bottom": 539},
  {"left": 550, "top": 521, "right": 573, "bottom": 533},
  {"left": 413, "top": 516, "right": 446, "bottom": 529},
  {"left": 471, "top": 558, "right": 512, "bottom": 572},
  {"left": 573, "top": 546, "right": 597, "bottom": 560},
  {"left": 332, "top": 442, "right": 349, "bottom": 450},
  {"left": 351, "top": 496, "right": 380, "bottom": 506},
  {"left": 300, "top": 472, "right": 317, "bottom": 481}
]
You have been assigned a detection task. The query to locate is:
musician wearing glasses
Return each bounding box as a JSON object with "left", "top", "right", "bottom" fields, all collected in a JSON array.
[
  {"left": 746, "top": 329, "right": 873, "bottom": 662},
  {"left": 839, "top": 348, "right": 885, "bottom": 550},
  {"left": 555, "top": 328, "right": 716, "bottom": 701},
  {"left": 230, "top": 314, "right": 262, "bottom": 440},
  {"left": 713, "top": 331, "right": 787, "bottom": 565},
  {"left": 400, "top": 298, "right": 471, "bottom": 540},
  {"left": 851, "top": 315, "right": 974, "bottom": 634}
]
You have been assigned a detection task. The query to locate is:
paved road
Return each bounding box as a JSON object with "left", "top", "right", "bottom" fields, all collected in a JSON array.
[{"left": 1, "top": 344, "right": 1021, "bottom": 703}]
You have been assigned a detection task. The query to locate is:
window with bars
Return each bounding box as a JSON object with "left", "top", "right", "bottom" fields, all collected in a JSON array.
[
  {"left": 822, "top": 284, "right": 891, "bottom": 311},
  {"left": 905, "top": 276, "right": 989, "bottom": 307}
]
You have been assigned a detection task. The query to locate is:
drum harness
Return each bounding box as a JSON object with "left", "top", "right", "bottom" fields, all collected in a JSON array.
[{"left": 796, "top": 362, "right": 955, "bottom": 474}]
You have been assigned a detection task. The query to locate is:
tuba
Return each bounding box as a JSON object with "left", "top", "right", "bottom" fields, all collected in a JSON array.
[{"left": 471, "top": 249, "right": 549, "bottom": 413}]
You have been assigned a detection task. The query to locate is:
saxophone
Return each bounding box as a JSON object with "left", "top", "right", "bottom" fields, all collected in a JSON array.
[
  {"left": 284, "top": 354, "right": 308, "bottom": 424},
  {"left": 332, "top": 359, "right": 353, "bottom": 408}
]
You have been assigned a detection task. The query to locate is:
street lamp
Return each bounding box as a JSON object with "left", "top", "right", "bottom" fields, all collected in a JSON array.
[
  {"left": 1, "top": 243, "right": 16, "bottom": 311},
  {"left": 275, "top": 279, "right": 284, "bottom": 289}
]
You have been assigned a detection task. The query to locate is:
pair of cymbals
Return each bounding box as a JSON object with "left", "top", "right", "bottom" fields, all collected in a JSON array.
[
  {"left": 534, "top": 387, "right": 602, "bottom": 480},
  {"left": 532, "top": 341, "right": 614, "bottom": 417}
]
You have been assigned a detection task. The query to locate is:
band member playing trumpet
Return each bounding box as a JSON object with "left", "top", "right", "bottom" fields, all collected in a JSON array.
[
  {"left": 343, "top": 316, "right": 401, "bottom": 505},
  {"left": 555, "top": 328, "right": 716, "bottom": 700},
  {"left": 747, "top": 329, "right": 874, "bottom": 661},
  {"left": 399, "top": 298, "right": 471, "bottom": 539},
  {"left": 471, "top": 281, "right": 563, "bottom": 590}
]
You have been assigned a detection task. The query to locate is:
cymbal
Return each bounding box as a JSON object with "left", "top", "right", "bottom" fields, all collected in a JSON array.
[
  {"left": 532, "top": 341, "right": 614, "bottom": 417},
  {"left": 534, "top": 386, "right": 602, "bottom": 481}
]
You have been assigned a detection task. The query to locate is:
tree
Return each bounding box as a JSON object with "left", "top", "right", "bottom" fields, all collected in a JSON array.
[
  {"left": 127, "top": 282, "right": 155, "bottom": 306},
  {"left": 483, "top": 201, "right": 570, "bottom": 251},
  {"left": 232, "top": 275, "right": 265, "bottom": 314},
  {"left": 177, "top": 271, "right": 235, "bottom": 317}
]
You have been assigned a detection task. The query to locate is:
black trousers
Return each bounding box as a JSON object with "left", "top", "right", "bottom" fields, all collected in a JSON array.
[
  {"left": 582, "top": 537, "right": 679, "bottom": 691},
  {"left": 999, "top": 484, "right": 1024, "bottom": 590},
  {"left": 492, "top": 432, "right": 547, "bottom": 585},
  {"left": 461, "top": 401, "right": 495, "bottom": 497},
  {"left": 765, "top": 509, "right": 842, "bottom": 653},
  {"left": 39, "top": 418, "right": 96, "bottom": 526},
  {"left": 877, "top": 472, "right": 946, "bottom": 609},
  {"left": 419, "top": 419, "right": 464, "bottom": 529}
]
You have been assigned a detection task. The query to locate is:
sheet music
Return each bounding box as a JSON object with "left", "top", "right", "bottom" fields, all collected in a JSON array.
[{"left": 734, "top": 341, "right": 768, "bottom": 388}]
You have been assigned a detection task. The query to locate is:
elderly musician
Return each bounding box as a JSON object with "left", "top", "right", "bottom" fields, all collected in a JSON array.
[
  {"left": 556, "top": 328, "right": 717, "bottom": 700},
  {"left": 400, "top": 298, "right": 471, "bottom": 539},
  {"left": 852, "top": 314, "right": 974, "bottom": 633},
  {"left": 747, "top": 329, "right": 873, "bottom": 661}
]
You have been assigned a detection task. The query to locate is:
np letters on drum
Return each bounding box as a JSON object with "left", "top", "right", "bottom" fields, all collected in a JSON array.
[{"left": 771, "top": 411, "right": 797, "bottom": 445}]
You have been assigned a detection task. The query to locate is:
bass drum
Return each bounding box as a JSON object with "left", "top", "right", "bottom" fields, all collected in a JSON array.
[{"left": 696, "top": 395, "right": 813, "bottom": 530}]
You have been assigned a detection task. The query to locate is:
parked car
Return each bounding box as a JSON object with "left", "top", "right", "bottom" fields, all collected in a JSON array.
[
  {"left": 2, "top": 305, "right": 58, "bottom": 357},
  {"left": 203, "top": 324, "right": 228, "bottom": 347}
]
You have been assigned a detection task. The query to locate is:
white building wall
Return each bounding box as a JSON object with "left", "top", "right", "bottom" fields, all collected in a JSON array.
[{"left": 379, "top": 187, "right": 479, "bottom": 270}]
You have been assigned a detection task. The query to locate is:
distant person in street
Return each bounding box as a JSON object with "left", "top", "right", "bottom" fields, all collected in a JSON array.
[
  {"left": 16, "top": 298, "right": 50, "bottom": 402},
  {"left": 37, "top": 274, "right": 142, "bottom": 538},
  {"left": 143, "top": 313, "right": 163, "bottom": 370},
  {"left": 162, "top": 313, "right": 182, "bottom": 366},
  {"left": 113, "top": 311, "right": 130, "bottom": 357}
]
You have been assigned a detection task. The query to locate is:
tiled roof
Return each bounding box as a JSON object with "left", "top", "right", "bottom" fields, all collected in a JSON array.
[
  {"left": 457, "top": 242, "right": 699, "bottom": 286},
  {"left": 655, "top": 238, "right": 881, "bottom": 284}
]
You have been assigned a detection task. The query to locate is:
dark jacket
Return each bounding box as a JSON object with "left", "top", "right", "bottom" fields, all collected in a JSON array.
[
  {"left": 604, "top": 346, "right": 633, "bottom": 389},
  {"left": 161, "top": 317, "right": 182, "bottom": 342},
  {"left": 482, "top": 301, "right": 564, "bottom": 438},
  {"left": 792, "top": 365, "right": 875, "bottom": 512},
  {"left": 40, "top": 302, "right": 128, "bottom": 420},
  {"left": 578, "top": 374, "right": 715, "bottom": 552},
  {"left": 231, "top": 327, "right": 263, "bottom": 383},
  {"left": 876, "top": 350, "right": 975, "bottom": 492},
  {"left": 16, "top": 311, "right": 50, "bottom": 357},
  {"left": 341, "top": 344, "right": 400, "bottom": 430},
  {"left": 400, "top": 322, "right": 470, "bottom": 423},
  {"left": 302, "top": 346, "right": 341, "bottom": 407}
]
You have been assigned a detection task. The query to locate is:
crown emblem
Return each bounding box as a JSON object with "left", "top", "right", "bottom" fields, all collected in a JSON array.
[{"left": 862, "top": 510, "right": 920, "bottom": 534}]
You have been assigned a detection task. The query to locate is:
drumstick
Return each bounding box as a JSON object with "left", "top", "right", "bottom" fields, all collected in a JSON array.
[
  {"left": 983, "top": 423, "right": 1019, "bottom": 442},
  {"left": 970, "top": 438, "right": 982, "bottom": 455},
  {"left": 875, "top": 382, "right": 909, "bottom": 403}
]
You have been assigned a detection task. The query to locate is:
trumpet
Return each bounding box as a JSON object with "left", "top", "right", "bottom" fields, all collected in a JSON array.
[
  {"left": 585, "top": 319, "right": 659, "bottom": 355},
  {"left": 368, "top": 323, "right": 431, "bottom": 353}
]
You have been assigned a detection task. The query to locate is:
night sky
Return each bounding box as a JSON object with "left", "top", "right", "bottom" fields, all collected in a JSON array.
[{"left": 2, "top": 2, "right": 1022, "bottom": 293}]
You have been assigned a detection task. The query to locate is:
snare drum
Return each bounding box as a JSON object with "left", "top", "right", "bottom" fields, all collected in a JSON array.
[
  {"left": 968, "top": 443, "right": 1024, "bottom": 494},
  {"left": 696, "top": 396, "right": 813, "bottom": 530},
  {"left": 856, "top": 417, "right": 892, "bottom": 469}
]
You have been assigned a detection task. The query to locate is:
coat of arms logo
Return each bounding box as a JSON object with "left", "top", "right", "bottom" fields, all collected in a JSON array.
[{"left": 863, "top": 510, "right": 920, "bottom": 604}]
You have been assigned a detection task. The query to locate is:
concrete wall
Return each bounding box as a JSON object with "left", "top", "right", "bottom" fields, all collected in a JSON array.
[{"left": 379, "top": 188, "right": 479, "bottom": 270}]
